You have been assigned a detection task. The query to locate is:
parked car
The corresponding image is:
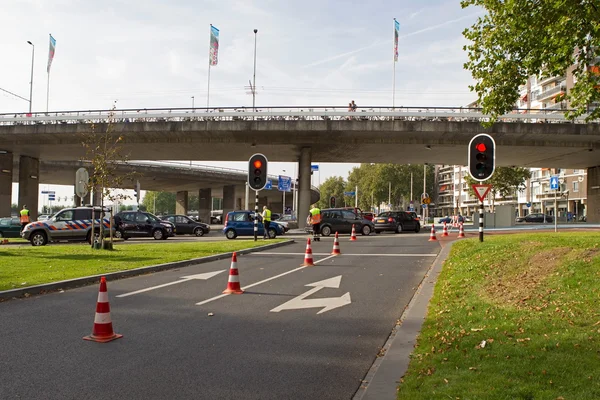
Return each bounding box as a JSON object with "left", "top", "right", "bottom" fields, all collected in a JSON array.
[
  {"left": 271, "top": 219, "right": 289, "bottom": 232},
  {"left": 373, "top": 211, "right": 421, "bottom": 234},
  {"left": 438, "top": 215, "right": 465, "bottom": 224},
  {"left": 114, "top": 211, "right": 175, "bottom": 240},
  {"left": 362, "top": 212, "right": 375, "bottom": 221},
  {"left": 276, "top": 214, "right": 297, "bottom": 223},
  {"left": 0, "top": 217, "right": 23, "bottom": 238},
  {"left": 516, "top": 213, "right": 554, "bottom": 223},
  {"left": 407, "top": 211, "right": 420, "bottom": 222},
  {"left": 308, "top": 208, "right": 374, "bottom": 237},
  {"left": 222, "top": 210, "right": 284, "bottom": 239},
  {"left": 21, "top": 206, "right": 113, "bottom": 246},
  {"left": 161, "top": 215, "right": 210, "bottom": 236}
]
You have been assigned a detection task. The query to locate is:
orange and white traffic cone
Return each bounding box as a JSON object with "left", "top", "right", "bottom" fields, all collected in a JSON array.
[
  {"left": 428, "top": 225, "right": 438, "bottom": 241},
  {"left": 350, "top": 225, "right": 357, "bottom": 241},
  {"left": 457, "top": 222, "right": 466, "bottom": 239},
  {"left": 223, "top": 252, "right": 244, "bottom": 294},
  {"left": 331, "top": 232, "right": 341, "bottom": 256},
  {"left": 301, "top": 238, "right": 315, "bottom": 266},
  {"left": 83, "top": 276, "right": 123, "bottom": 343},
  {"left": 442, "top": 222, "right": 449, "bottom": 237}
]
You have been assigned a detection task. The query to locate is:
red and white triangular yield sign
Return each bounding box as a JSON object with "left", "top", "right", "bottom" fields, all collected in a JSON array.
[{"left": 472, "top": 184, "right": 492, "bottom": 202}]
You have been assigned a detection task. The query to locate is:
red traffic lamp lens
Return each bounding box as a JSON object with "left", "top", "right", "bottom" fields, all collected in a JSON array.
[
  {"left": 253, "top": 160, "right": 262, "bottom": 169},
  {"left": 475, "top": 143, "right": 487, "bottom": 152}
]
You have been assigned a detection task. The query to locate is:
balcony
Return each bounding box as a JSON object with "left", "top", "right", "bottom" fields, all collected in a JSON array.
[
  {"left": 537, "top": 74, "right": 565, "bottom": 86},
  {"left": 534, "top": 84, "right": 566, "bottom": 102},
  {"left": 544, "top": 101, "right": 566, "bottom": 111}
]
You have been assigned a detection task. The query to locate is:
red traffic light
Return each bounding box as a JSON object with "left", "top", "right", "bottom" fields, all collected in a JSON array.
[
  {"left": 253, "top": 160, "right": 262, "bottom": 169},
  {"left": 475, "top": 143, "right": 487, "bottom": 152}
]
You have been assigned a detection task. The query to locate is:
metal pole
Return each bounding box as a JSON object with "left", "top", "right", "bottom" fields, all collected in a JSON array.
[
  {"left": 410, "top": 172, "right": 413, "bottom": 203},
  {"left": 46, "top": 72, "right": 50, "bottom": 113},
  {"left": 254, "top": 189, "right": 259, "bottom": 241},
  {"left": 554, "top": 190, "right": 558, "bottom": 232},
  {"left": 245, "top": 182, "right": 249, "bottom": 210},
  {"left": 207, "top": 24, "right": 212, "bottom": 108},
  {"left": 283, "top": 190, "right": 286, "bottom": 214},
  {"left": 479, "top": 200, "right": 484, "bottom": 242},
  {"left": 252, "top": 29, "right": 258, "bottom": 112},
  {"left": 192, "top": 96, "right": 195, "bottom": 109},
  {"left": 388, "top": 181, "right": 391, "bottom": 207},
  {"left": 27, "top": 41, "right": 34, "bottom": 113},
  {"left": 355, "top": 185, "right": 358, "bottom": 208},
  {"left": 392, "top": 19, "right": 396, "bottom": 109},
  {"left": 423, "top": 164, "right": 427, "bottom": 225}
]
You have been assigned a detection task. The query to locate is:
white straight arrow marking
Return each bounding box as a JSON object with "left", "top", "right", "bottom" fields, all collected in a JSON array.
[
  {"left": 270, "top": 275, "right": 351, "bottom": 314},
  {"left": 117, "top": 270, "right": 226, "bottom": 298}
]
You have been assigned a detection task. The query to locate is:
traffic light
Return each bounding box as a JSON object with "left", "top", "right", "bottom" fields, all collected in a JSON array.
[
  {"left": 248, "top": 153, "right": 268, "bottom": 190},
  {"left": 330, "top": 196, "right": 336, "bottom": 208},
  {"left": 468, "top": 134, "right": 496, "bottom": 181},
  {"left": 134, "top": 180, "right": 141, "bottom": 204}
]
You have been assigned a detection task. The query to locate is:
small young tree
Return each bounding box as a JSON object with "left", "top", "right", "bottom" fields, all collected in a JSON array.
[{"left": 81, "top": 103, "right": 139, "bottom": 249}]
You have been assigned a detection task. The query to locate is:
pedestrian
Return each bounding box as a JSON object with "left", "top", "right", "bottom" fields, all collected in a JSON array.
[
  {"left": 351, "top": 100, "right": 357, "bottom": 112},
  {"left": 308, "top": 204, "right": 322, "bottom": 241},
  {"left": 20, "top": 205, "right": 30, "bottom": 232},
  {"left": 262, "top": 205, "right": 272, "bottom": 239},
  {"left": 348, "top": 102, "right": 353, "bottom": 112}
]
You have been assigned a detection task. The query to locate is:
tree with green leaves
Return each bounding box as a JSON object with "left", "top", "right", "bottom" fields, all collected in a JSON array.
[
  {"left": 462, "top": 0, "right": 600, "bottom": 121},
  {"left": 464, "top": 166, "right": 531, "bottom": 210},
  {"left": 141, "top": 191, "right": 176, "bottom": 215},
  {"left": 316, "top": 177, "right": 347, "bottom": 209}
]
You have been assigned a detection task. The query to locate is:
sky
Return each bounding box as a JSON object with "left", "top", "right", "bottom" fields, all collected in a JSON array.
[{"left": 2, "top": 0, "right": 482, "bottom": 207}]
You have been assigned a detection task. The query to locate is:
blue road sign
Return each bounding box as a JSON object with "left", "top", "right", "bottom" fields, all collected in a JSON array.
[
  {"left": 422, "top": 204, "right": 427, "bottom": 209},
  {"left": 550, "top": 175, "right": 559, "bottom": 190},
  {"left": 344, "top": 191, "right": 356, "bottom": 196},
  {"left": 278, "top": 175, "right": 292, "bottom": 192},
  {"left": 41, "top": 191, "right": 49, "bottom": 194},
  {"left": 264, "top": 181, "right": 273, "bottom": 190},
  {"left": 526, "top": 202, "right": 531, "bottom": 208},
  {"left": 48, "top": 196, "right": 56, "bottom": 201},
  {"left": 311, "top": 164, "right": 319, "bottom": 172}
]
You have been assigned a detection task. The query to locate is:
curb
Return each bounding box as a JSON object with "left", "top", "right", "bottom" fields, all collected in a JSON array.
[
  {"left": 353, "top": 241, "right": 454, "bottom": 400},
  {"left": 0, "top": 239, "right": 295, "bottom": 301}
]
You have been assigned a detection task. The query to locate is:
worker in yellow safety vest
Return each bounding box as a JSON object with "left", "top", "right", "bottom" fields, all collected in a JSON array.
[
  {"left": 308, "top": 204, "right": 322, "bottom": 241},
  {"left": 262, "top": 205, "right": 272, "bottom": 239},
  {"left": 20, "top": 205, "right": 30, "bottom": 232}
]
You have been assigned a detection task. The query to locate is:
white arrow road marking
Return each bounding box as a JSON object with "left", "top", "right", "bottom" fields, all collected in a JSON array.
[
  {"left": 117, "top": 270, "right": 226, "bottom": 298},
  {"left": 270, "top": 275, "right": 351, "bottom": 314}
]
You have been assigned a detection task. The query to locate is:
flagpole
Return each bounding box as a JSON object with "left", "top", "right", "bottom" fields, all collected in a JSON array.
[
  {"left": 392, "top": 18, "right": 397, "bottom": 110},
  {"left": 207, "top": 24, "right": 212, "bottom": 108},
  {"left": 46, "top": 71, "right": 50, "bottom": 113}
]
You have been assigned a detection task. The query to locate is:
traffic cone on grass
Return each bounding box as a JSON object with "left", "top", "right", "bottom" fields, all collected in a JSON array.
[
  {"left": 223, "top": 252, "right": 244, "bottom": 294},
  {"left": 442, "top": 222, "right": 449, "bottom": 237},
  {"left": 457, "top": 222, "right": 465, "bottom": 239},
  {"left": 428, "top": 225, "right": 438, "bottom": 242},
  {"left": 301, "top": 238, "right": 315, "bottom": 266},
  {"left": 83, "top": 276, "right": 123, "bottom": 343},
  {"left": 331, "top": 232, "right": 341, "bottom": 256},
  {"left": 350, "top": 225, "right": 357, "bottom": 241}
]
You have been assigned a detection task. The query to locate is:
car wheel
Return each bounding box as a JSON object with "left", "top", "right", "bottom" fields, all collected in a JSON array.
[
  {"left": 268, "top": 228, "right": 277, "bottom": 239},
  {"left": 321, "top": 225, "right": 332, "bottom": 237},
  {"left": 225, "top": 229, "right": 237, "bottom": 239},
  {"left": 86, "top": 231, "right": 100, "bottom": 245},
  {"left": 153, "top": 229, "right": 165, "bottom": 240},
  {"left": 414, "top": 224, "right": 420, "bottom": 233},
  {"left": 114, "top": 230, "right": 123, "bottom": 239},
  {"left": 30, "top": 231, "right": 48, "bottom": 246},
  {"left": 396, "top": 224, "right": 403, "bottom": 233},
  {"left": 194, "top": 227, "right": 204, "bottom": 237},
  {"left": 361, "top": 225, "right": 371, "bottom": 236}
]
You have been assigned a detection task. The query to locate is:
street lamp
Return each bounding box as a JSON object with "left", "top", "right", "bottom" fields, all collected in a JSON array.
[
  {"left": 252, "top": 29, "right": 258, "bottom": 111},
  {"left": 27, "top": 40, "right": 35, "bottom": 114},
  {"left": 191, "top": 96, "right": 195, "bottom": 109}
]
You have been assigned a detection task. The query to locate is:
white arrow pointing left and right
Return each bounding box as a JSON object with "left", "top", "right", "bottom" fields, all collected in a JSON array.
[{"left": 270, "top": 275, "right": 351, "bottom": 314}]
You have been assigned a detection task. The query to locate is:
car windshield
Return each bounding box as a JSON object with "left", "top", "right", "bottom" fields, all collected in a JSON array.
[{"left": 144, "top": 212, "right": 160, "bottom": 222}]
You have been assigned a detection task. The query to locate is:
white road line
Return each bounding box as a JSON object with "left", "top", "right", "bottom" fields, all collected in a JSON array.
[
  {"left": 195, "top": 255, "right": 338, "bottom": 306},
  {"left": 117, "top": 270, "right": 226, "bottom": 298},
  {"left": 251, "top": 252, "right": 438, "bottom": 257}
]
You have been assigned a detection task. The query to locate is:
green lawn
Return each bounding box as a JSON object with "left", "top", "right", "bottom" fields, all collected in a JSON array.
[
  {"left": 0, "top": 240, "right": 284, "bottom": 291},
  {"left": 398, "top": 232, "right": 600, "bottom": 399}
]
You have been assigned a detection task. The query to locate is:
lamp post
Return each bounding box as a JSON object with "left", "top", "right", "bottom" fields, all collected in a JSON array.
[
  {"left": 27, "top": 40, "right": 35, "bottom": 114},
  {"left": 252, "top": 29, "right": 258, "bottom": 111},
  {"left": 191, "top": 96, "right": 195, "bottom": 109}
]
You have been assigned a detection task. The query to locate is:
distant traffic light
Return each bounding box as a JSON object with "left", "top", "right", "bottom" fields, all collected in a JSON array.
[
  {"left": 330, "top": 196, "right": 336, "bottom": 208},
  {"left": 468, "top": 134, "right": 496, "bottom": 181},
  {"left": 248, "top": 153, "right": 268, "bottom": 190},
  {"left": 134, "top": 180, "right": 141, "bottom": 204}
]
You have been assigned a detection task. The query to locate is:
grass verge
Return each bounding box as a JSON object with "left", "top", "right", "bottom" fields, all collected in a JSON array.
[
  {"left": 398, "top": 232, "right": 600, "bottom": 399},
  {"left": 0, "top": 240, "right": 284, "bottom": 291}
]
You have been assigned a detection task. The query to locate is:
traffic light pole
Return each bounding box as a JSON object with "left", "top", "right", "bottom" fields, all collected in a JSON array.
[
  {"left": 254, "top": 189, "right": 259, "bottom": 241},
  {"left": 479, "top": 200, "right": 484, "bottom": 242}
]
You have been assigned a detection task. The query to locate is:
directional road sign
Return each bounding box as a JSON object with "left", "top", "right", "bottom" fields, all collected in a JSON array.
[
  {"left": 344, "top": 191, "right": 356, "bottom": 196},
  {"left": 278, "top": 175, "right": 292, "bottom": 192},
  {"left": 550, "top": 175, "right": 559, "bottom": 190},
  {"left": 311, "top": 164, "right": 319, "bottom": 172},
  {"left": 265, "top": 180, "right": 273, "bottom": 190}
]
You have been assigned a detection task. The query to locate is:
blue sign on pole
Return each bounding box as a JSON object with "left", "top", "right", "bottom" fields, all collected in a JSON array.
[
  {"left": 526, "top": 202, "right": 531, "bottom": 208},
  {"left": 41, "top": 191, "right": 49, "bottom": 194},
  {"left": 343, "top": 191, "right": 356, "bottom": 196},
  {"left": 278, "top": 175, "right": 292, "bottom": 192},
  {"left": 550, "top": 175, "right": 559, "bottom": 190},
  {"left": 264, "top": 181, "right": 273, "bottom": 190},
  {"left": 311, "top": 165, "right": 319, "bottom": 172}
]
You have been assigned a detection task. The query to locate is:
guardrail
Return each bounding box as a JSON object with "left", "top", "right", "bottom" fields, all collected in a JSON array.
[{"left": 0, "top": 105, "right": 594, "bottom": 125}]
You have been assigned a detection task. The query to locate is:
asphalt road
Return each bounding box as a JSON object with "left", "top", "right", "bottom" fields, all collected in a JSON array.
[{"left": 0, "top": 233, "right": 440, "bottom": 399}]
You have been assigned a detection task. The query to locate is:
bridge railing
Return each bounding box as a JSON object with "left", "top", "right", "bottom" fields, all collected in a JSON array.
[{"left": 0, "top": 106, "right": 595, "bottom": 125}]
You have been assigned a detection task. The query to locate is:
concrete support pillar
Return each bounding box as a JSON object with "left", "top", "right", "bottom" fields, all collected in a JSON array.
[
  {"left": 18, "top": 156, "right": 39, "bottom": 221},
  {"left": 198, "top": 188, "right": 212, "bottom": 224},
  {"left": 298, "top": 147, "right": 312, "bottom": 229},
  {"left": 0, "top": 152, "right": 13, "bottom": 217},
  {"left": 222, "top": 185, "right": 235, "bottom": 214},
  {"left": 176, "top": 191, "right": 188, "bottom": 215},
  {"left": 587, "top": 166, "right": 600, "bottom": 223}
]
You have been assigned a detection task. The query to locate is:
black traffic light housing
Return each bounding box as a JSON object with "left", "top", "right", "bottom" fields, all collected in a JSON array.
[
  {"left": 468, "top": 134, "right": 496, "bottom": 181},
  {"left": 329, "top": 196, "right": 336, "bottom": 208},
  {"left": 248, "top": 153, "right": 268, "bottom": 190}
]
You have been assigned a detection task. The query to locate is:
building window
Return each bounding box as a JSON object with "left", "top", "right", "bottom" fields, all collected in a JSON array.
[
  {"left": 573, "top": 169, "right": 580, "bottom": 174},
  {"left": 573, "top": 181, "right": 579, "bottom": 193}
]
